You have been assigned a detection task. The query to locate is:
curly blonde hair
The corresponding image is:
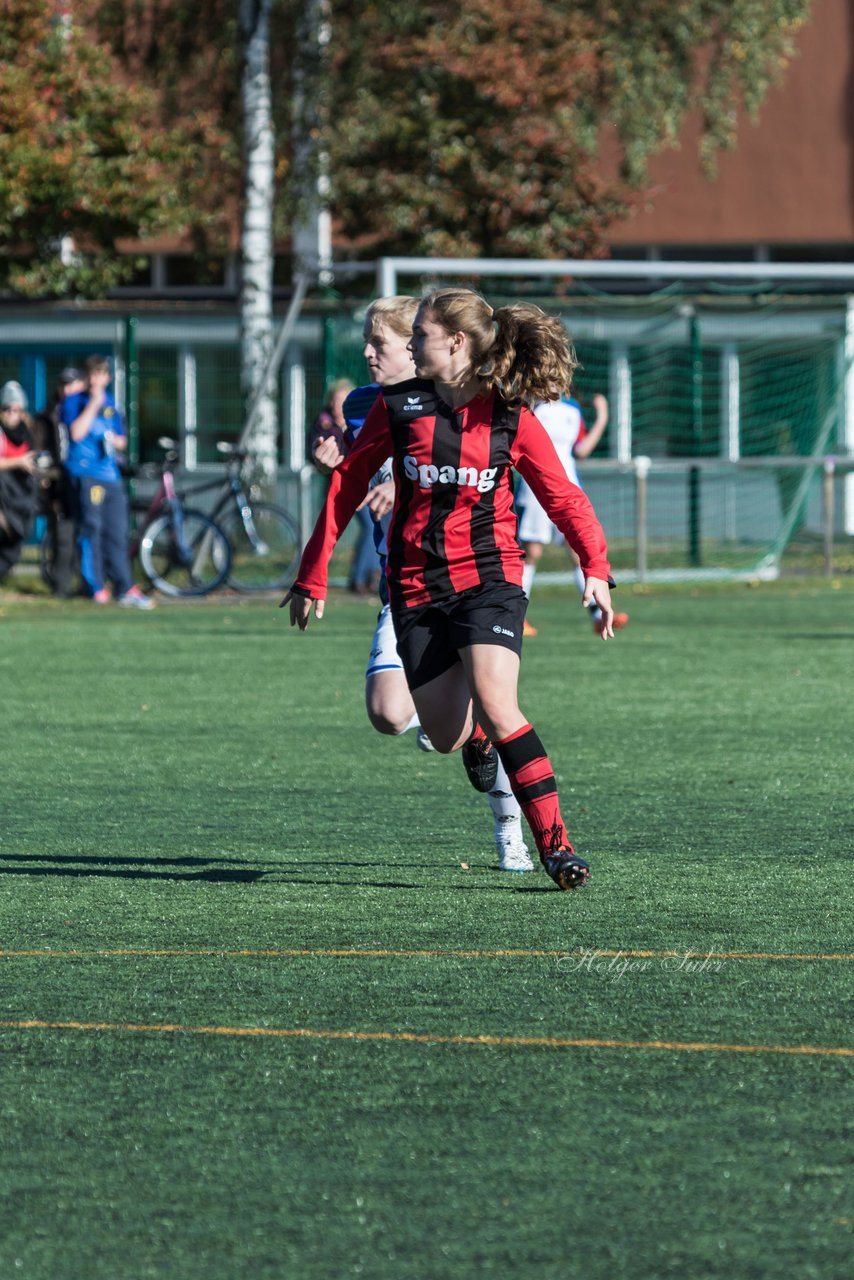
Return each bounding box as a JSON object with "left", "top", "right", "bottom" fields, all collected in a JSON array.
[{"left": 418, "top": 287, "right": 577, "bottom": 404}]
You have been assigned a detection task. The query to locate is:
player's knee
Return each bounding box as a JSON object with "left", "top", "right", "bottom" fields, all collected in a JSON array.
[
  {"left": 366, "top": 690, "right": 415, "bottom": 736},
  {"left": 368, "top": 707, "right": 411, "bottom": 736}
]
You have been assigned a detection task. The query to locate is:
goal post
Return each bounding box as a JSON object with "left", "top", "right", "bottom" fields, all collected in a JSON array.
[{"left": 370, "top": 256, "right": 854, "bottom": 578}]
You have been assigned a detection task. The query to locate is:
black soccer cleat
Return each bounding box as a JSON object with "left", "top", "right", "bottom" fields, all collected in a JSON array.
[
  {"left": 543, "top": 849, "right": 590, "bottom": 891},
  {"left": 461, "top": 738, "right": 499, "bottom": 793}
]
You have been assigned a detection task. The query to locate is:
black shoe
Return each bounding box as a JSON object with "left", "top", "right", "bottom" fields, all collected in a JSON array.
[
  {"left": 461, "top": 738, "right": 499, "bottom": 793},
  {"left": 543, "top": 849, "right": 590, "bottom": 891}
]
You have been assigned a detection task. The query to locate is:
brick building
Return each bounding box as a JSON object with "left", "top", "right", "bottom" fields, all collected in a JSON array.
[{"left": 604, "top": 0, "right": 854, "bottom": 262}]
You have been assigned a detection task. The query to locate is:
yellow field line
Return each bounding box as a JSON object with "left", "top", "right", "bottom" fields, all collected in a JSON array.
[
  {"left": 0, "top": 1018, "right": 851, "bottom": 1058},
  {"left": 0, "top": 947, "right": 851, "bottom": 962}
]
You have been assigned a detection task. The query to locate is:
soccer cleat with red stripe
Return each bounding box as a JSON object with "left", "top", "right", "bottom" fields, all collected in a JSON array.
[
  {"left": 543, "top": 847, "right": 590, "bottom": 890},
  {"left": 461, "top": 738, "right": 499, "bottom": 793},
  {"left": 523, "top": 618, "right": 538, "bottom": 637}
]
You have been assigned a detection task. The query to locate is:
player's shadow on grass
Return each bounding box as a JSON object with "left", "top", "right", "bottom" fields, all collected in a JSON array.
[
  {"left": 0, "top": 853, "right": 542, "bottom": 891},
  {"left": 0, "top": 852, "right": 425, "bottom": 888},
  {"left": 0, "top": 852, "right": 265, "bottom": 883}
]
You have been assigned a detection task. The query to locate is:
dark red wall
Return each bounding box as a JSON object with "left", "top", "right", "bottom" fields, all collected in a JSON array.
[{"left": 606, "top": 0, "right": 854, "bottom": 249}]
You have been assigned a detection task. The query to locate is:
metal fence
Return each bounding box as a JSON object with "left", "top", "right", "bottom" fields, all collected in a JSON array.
[{"left": 574, "top": 455, "right": 854, "bottom": 581}]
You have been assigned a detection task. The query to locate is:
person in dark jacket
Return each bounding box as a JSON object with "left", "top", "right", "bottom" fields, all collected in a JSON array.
[
  {"left": 30, "top": 367, "right": 84, "bottom": 598},
  {"left": 0, "top": 381, "right": 40, "bottom": 582}
]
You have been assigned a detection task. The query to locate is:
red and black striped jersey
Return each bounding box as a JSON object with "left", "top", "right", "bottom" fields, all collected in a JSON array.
[{"left": 293, "top": 379, "right": 612, "bottom": 609}]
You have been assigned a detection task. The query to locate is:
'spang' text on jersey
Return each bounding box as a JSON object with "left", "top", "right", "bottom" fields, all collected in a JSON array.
[{"left": 403, "top": 456, "right": 499, "bottom": 493}]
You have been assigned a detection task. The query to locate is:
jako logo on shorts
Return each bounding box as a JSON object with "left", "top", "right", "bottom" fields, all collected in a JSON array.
[{"left": 403, "top": 455, "right": 498, "bottom": 493}]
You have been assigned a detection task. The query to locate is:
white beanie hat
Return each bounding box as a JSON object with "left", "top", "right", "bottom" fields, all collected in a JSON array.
[{"left": 0, "top": 380, "right": 28, "bottom": 410}]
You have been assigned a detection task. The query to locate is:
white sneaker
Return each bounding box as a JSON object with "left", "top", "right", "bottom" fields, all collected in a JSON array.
[
  {"left": 117, "top": 585, "right": 155, "bottom": 610},
  {"left": 416, "top": 727, "right": 435, "bottom": 752},
  {"left": 494, "top": 818, "right": 534, "bottom": 872}
]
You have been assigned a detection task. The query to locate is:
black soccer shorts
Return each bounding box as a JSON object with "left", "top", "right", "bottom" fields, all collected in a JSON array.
[{"left": 392, "top": 580, "right": 528, "bottom": 690}]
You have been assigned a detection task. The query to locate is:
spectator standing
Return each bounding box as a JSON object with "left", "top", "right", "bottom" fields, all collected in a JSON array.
[
  {"left": 60, "top": 354, "right": 154, "bottom": 608},
  {"left": 0, "top": 381, "right": 40, "bottom": 582},
  {"left": 30, "top": 367, "right": 84, "bottom": 598},
  {"left": 308, "top": 378, "right": 354, "bottom": 461}
]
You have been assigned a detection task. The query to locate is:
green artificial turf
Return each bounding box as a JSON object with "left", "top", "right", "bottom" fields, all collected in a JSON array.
[{"left": 0, "top": 581, "right": 852, "bottom": 1279}]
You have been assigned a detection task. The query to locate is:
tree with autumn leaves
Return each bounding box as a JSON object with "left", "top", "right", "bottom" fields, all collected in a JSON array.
[
  {"left": 0, "top": 0, "right": 226, "bottom": 296},
  {"left": 1, "top": 0, "right": 814, "bottom": 297},
  {"left": 323, "top": 0, "right": 815, "bottom": 258}
]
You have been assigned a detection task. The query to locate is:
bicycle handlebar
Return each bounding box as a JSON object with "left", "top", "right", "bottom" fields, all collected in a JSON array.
[
  {"left": 125, "top": 437, "right": 254, "bottom": 478},
  {"left": 216, "top": 441, "right": 250, "bottom": 463}
]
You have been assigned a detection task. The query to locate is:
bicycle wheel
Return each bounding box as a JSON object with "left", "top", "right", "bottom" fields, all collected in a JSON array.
[
  {"left": 221, "top": 502, "right": 300, "bottom": 592},
  {"left": 139, "top": 508, "right": 232, "bottom": 597}
]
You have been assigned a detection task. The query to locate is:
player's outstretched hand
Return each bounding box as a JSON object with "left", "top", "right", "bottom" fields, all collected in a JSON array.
[
  {"left": 582, "top": 577, "right": 615, "bottom": 639},
  {"left": 279, "top": 590, "right": 325, "bottom": 630}
]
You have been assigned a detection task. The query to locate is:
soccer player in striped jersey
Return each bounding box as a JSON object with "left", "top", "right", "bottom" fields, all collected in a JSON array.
[
  {"left": 311, "top": 296, "right": 533, "bottom": 873},
  {"left": 285, "top": 288, "right": 616, "bottom": 890}
]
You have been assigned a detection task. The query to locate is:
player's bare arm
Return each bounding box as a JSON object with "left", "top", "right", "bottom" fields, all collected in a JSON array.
[{"left": 573, "top": 393, "right": 609, "bottom": 460}]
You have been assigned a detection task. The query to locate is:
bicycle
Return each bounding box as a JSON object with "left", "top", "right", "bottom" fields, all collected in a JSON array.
[
  {"left": 125, "top": 438, "right": 233, "bottom": 597},
  {"left": 41, "top": 438, "right": 300, "bottom": 597},
  {"left": 39, "top": 439, "right": 233, "bottom": 598},
  {"left": 168, "top": 441, "right": 301, "bottom": 592}
]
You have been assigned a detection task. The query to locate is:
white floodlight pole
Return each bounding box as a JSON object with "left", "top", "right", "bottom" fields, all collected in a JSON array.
[
  {"left": 720, "top": 342, "right": 741, "bottom": 541},
  {"left": 610, "top": 345, "right": 632, "bottom": 464},
  {"left": 377, "top": 258, "right": 397, "bottom": 298},
  {"left": 845, "top": 297, "right": 854, "bottom": 534}
]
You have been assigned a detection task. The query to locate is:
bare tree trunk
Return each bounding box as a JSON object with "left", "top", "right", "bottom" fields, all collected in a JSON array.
[
  {"left": 292, "top": 0, "right": 332, "bottom": 282},
  {"left": 240, "top": 0, "right": 277, "bottom": 479}
]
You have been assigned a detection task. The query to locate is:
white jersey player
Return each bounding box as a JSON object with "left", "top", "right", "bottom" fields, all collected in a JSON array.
[{"left": 515, "top": 392, "right": 628, "bottom": 637}]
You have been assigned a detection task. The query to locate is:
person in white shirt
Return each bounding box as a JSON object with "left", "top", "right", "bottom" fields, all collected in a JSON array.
[{"left": 516, "top": 392, "right": 628, "bottom": 637}]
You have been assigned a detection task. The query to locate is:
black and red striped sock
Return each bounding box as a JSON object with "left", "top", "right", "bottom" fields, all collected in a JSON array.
[
  {"left": 467, "top": 722, "right": 490, "bottom": 747},
  {"left": 494, "top": 723, "right": 571, "bottom": 860}
]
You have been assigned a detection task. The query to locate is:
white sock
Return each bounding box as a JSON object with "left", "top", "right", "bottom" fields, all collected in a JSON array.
[
  {"left": 522, "top": 562, "right": 536, "bottom": 598},
  {"left": 403, "top": 712, "right": 419, "bottom": 733},
  {"left": 487, "top": 756, "right": 522, "bottom": 824}
]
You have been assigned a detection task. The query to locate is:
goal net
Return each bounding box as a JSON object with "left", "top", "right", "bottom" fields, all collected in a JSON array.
[
  {"left": 566, "top": 290, "right": 850, "bottom": 579},
  {"left": 317, "top": 276, "right": 854, "bottom": 579}
]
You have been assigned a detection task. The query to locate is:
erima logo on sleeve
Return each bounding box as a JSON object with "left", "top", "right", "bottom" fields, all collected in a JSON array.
[{"left": 403, "top": 455, "right": 498, "bottom": 493}]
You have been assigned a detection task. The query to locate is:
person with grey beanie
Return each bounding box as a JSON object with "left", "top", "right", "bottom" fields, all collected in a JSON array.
[{"left": 0, "top": 381, "right": 40, "bottom": 581}]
